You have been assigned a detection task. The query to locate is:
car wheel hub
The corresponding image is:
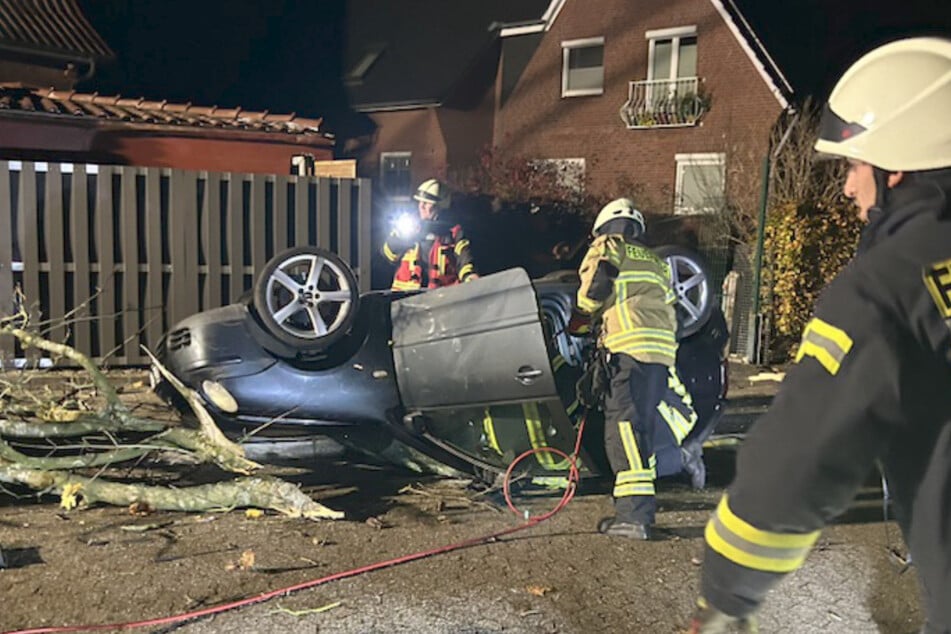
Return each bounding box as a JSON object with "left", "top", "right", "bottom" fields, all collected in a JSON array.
[{"left": 264, "top": 254, "right": 353, "bottom": 340}]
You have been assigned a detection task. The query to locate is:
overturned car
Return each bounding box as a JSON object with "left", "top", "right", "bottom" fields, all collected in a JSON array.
[{"left": 153, "top": 245, "right": 728, "bottom": 486}]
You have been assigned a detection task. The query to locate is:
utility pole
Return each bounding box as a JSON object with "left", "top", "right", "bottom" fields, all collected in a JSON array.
[{"left": 747, "top": 110, "right": 799, "bottom": 364}]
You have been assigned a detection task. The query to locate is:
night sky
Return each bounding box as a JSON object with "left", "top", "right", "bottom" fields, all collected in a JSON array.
[
  {"left": 76, "top": 0, "right": 951, "bottom": 140},
  {"left": 76, "top": 0, "right": 355, "bottom": 131}
]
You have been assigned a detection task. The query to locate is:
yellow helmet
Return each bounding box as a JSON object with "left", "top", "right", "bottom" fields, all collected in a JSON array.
[
  {"left": 592, "top": 198, "right": 645, "bottom": 237},
  {"left": 413, "top": 178, "right": 449, "bottom": 208},
  {"left": 814, "top": 37, "right": 951, "bottom": 171}
]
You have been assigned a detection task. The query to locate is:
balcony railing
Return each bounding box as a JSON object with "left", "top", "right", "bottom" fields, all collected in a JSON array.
[{"left": 619, "top": 76, "right": 709, "bottom": 129}]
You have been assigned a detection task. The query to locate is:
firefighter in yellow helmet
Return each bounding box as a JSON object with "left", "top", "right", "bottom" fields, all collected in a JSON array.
[
  {"left": 689, "top": 37, "right": 951, "bottom": 633},
  {"left": 567, "top": 197, "right": 678, "bottom": 540},
  {"left": 381, "top": 179, "right": 478, "bottom": 290}
]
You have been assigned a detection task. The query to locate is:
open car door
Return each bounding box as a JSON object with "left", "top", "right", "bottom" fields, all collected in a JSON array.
[
  {"left": 391, "top": 268, "right": 602, "bottom": 480},
  {"left": 391, "top": 268, "right": 558, "bottom": 409}
]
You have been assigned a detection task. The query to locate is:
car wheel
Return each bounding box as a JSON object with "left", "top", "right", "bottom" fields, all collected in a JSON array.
[
  {"left": 252, "top": 246, "right": 359, "bottom": 353},
  {"left": 654, "top": 245, "right": 714, "bottom": 339}
]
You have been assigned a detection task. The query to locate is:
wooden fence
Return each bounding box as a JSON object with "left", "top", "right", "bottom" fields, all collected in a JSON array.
[{"left": 0, "top": 161, "right": 372, "bottom": 366}]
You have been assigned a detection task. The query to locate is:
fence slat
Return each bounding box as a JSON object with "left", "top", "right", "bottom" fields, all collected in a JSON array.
[
  {"left": 357, "top": 178, "right": 372, "bottom": 293},
  {"left": 293, "top": 176, "right": 307, "bottom": 246},
  {"left": 226, "top": 175, "right": 244, "bottom": 303},
  {"left": 336, "top": 178, "right": 352, "bottom": 267},
  {"left": 45, "top": 164, "right": 67, "bottom": 348},
  {"left": 0, "top": 163, "right": 13, "bottom": 360},
  {"left": 1, "top": 162, "right": 372, "bottom": 366},
  {"left": 316, "top": 177, "right": 331, "bottom": 250},
  {"left": 144, "top": 169, "right": 163, "bottom": 351},
  {"left": 273, "top": 174, "right": 288, "bottom": 256},
  {"left": 202, "top": 172, "right": 222, "bottom": 310},
  {"left": 250, "top": 173, "right": 266, "bottom": 277},
  {"left": 181, "top": 171, "right": 199, "bottom": 320},
  {"left": 70, "top": 165, "right": 91, "bottom": 357},
  {"left": 168, "top": 170, "right": 187, "bottom": 326},
  {"left": 119, "top": 166, "right": 140, "bottom": 364},
  {"left": 95, "top": 165, "right": 116, "bottom": 360},
  {"left": 17, "top": 162, "right": 40, "bottom": 363}
]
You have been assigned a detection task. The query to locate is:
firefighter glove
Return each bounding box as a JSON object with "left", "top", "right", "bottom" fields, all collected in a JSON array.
[
  {"left": 687, "top": 598, "right": 758, "bottom": 634},
  {"left": 567, "top": 307, "right": 591, "bottom": 337}
]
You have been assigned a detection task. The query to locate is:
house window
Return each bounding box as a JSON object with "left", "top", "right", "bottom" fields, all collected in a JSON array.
[
  {"left": 675, "top": 153, "right": 725, "bottom": 214},
  {"left": 561, "top": 37, "right": 604, "bottom": 97},
  {"left": 646, "top": 26, "right": 698, "bottom": 106},
  {"left": 380, "top": 152, "right": 412, "bottom": 198},
  {"left": 647, "top": 27, "right": 697, "bottom": 82},
  {"left": 346, "top": 43, "right": 385, "bottom": 85}
]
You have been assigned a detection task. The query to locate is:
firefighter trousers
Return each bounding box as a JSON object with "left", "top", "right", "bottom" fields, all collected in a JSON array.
[{"left": 602, "top": 352, "right": 669, "bottom": 525}]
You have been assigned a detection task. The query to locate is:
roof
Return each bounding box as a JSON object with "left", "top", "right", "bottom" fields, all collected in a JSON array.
[
  {"left": 0, "top": 0, "right": 113, "bottom": 60},
  {"left": 346, "top": 0, "right": 551, "bottom": 111},
  {"left": 0, "top": 85, "right": 332, "bottom": 140},
  {"left": 708, "top": 0, "right": 792, "bottom": 109}
]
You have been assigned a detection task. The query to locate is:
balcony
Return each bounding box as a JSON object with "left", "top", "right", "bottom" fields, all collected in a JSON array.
[{"left": 619, "top": 77, "right": 709, "bottom": 129}]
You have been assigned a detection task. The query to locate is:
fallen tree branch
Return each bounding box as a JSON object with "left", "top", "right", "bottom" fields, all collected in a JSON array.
[
  {"left": 0, "top": 299, "right": 342, "bottom": 520},
  {"left": 0, "top": 438, "right": 152, "bottom": 469},
  {"left": 0, "top": 465, "right": 344, "bottom": 520}
]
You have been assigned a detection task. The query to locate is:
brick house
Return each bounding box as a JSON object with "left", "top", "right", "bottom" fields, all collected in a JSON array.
[
  {"left": 346, "top": 0, "right": 790, "bottom": 220},
  {"left": 495, "top": 0, "right": 790, "bottom": 216}
]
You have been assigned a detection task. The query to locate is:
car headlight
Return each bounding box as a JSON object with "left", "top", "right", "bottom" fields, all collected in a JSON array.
[{"left": 201, "top": 380, "right": 238, "bottom": 413}]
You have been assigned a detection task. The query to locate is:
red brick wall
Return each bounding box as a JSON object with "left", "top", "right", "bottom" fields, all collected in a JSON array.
[
  {"left": 97, "top": 134, "right": 333, "bottom": 174},
  {"left": 496, "top": 0, "right": 784, "bottom": 214},
  {"left": 359, "top": 109, "right": 448, "bottom": 185},
  {"left": 358, "top": 94, "right": 496, "bottom": 189},
  {"left": 0, "top": 118, "right": 335, "bottom": 175}
]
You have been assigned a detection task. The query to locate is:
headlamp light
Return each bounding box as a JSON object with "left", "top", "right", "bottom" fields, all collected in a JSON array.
[{"left": 394, "top": 212, "right": 420, "bottom": 240}]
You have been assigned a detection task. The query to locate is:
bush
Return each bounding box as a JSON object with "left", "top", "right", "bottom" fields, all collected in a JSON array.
[{"left": 762, "top": 199, "right": 861, "bottom": 359}]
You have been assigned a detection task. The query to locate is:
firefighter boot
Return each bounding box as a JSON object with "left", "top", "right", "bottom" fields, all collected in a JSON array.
[
  {"left": 597, "top": 516, "right": 651, "bottom": 540},
  {"left": 688, "top": 598, "right": 758, "bottom": 633}
]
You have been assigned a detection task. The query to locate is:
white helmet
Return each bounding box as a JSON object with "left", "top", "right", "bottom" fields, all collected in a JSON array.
[
  {"left": 814, "top": 37, "right": 951, "bottom": 171},
  {"left": 413, "top": 178, "right": 449, "bottom": 208},
  {"left": 592, "top": 197, "right": 645, "bottom": 236}
]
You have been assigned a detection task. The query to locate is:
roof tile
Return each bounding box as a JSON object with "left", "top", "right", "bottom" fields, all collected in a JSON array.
[
  {"left": 0, "top": 0, "right": 113, "bottom": 59},
  {"left": 0, "top": 85, "right": 328, "bottom": 139}
]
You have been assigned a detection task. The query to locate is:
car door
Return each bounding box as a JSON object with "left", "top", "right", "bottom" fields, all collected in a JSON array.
[
  {"left": 390, "top": 268, "right": 606, "bottom": 480},
  {"left": 391, "top": 268, "right": 558, "bottom": 410}
]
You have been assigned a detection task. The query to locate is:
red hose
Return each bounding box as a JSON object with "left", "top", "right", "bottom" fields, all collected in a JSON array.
[{"left": 3, "top": 417, "right": 587, "bottom": 634}]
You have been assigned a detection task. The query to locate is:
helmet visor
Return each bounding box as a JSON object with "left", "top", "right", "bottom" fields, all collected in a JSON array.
[{"left": 817, "top": 104, "right": 868, "bottom": 146}]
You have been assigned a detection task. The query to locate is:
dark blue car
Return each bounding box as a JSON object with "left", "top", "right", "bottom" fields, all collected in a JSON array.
[{"left": 153, "top": 246, "right": 728, "bottom": 487}]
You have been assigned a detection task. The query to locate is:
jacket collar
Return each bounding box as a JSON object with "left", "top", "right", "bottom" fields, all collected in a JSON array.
[{"left": 858, "top": 169, "right": 951, "bottom": 252}]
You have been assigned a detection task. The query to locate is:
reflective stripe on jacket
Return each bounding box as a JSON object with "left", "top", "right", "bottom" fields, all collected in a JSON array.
[
  {"left": 382, "top": 224, "right": 475, "bottom": 290},
  {"left": 576, "top": 234, "right": 677, "bottom": 365},
  {"left": 700, "top": 170, "right": 951, "bottom": 627}
]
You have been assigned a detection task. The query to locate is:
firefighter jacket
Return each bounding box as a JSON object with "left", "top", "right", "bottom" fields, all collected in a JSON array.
[
  {"left": 575, "top": 234, "right": 678, "bottom": 366},
  {"left": 700, "top": 169, "right": 951, "bottom": 631},
  {"left": 382, "top": 216, "right": 476, "bottom": 291}
]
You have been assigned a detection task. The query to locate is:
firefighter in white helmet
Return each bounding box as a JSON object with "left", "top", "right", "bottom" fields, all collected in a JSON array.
[
  {"left": 689, "top": 37, "right": 951, "bottom": 633},
  {"left": 381, "top": 178, "right": 478, "bottom": 290},
  {"left": 567, "top": 197, "right": 679, "bottom": 540}
]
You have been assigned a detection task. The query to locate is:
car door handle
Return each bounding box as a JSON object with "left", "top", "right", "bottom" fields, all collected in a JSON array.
[{"left": 515, "top": 366, "right": 543, "bottom": 385}]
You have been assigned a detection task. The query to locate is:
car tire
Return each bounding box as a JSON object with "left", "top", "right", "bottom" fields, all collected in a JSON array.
[
  {"left": 252, "top": 246, "right": 360, "bottom": 354},
  {"left": 654, "top": 245, "right": 715, "bottom": 339}
]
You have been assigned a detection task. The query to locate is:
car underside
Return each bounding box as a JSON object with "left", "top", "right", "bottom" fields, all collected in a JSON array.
[{"left": 154, "top": 246, "right": 729, "bottom": 487}]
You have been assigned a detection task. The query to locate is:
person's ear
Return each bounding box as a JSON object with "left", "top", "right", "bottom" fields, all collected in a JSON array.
[{"left": 887, "top": 171, "right": 904, "bottom": 189}]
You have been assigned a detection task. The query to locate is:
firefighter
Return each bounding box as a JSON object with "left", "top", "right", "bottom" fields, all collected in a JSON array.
[
  {"left": 689, "top": 37, "right": 951, "bottom": 633},
  {"left": 381, "top": 178, "right": 478, "bottom": 291},
  {"left": 567, "top": 198, "right": 678, "bottom": 540}
]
